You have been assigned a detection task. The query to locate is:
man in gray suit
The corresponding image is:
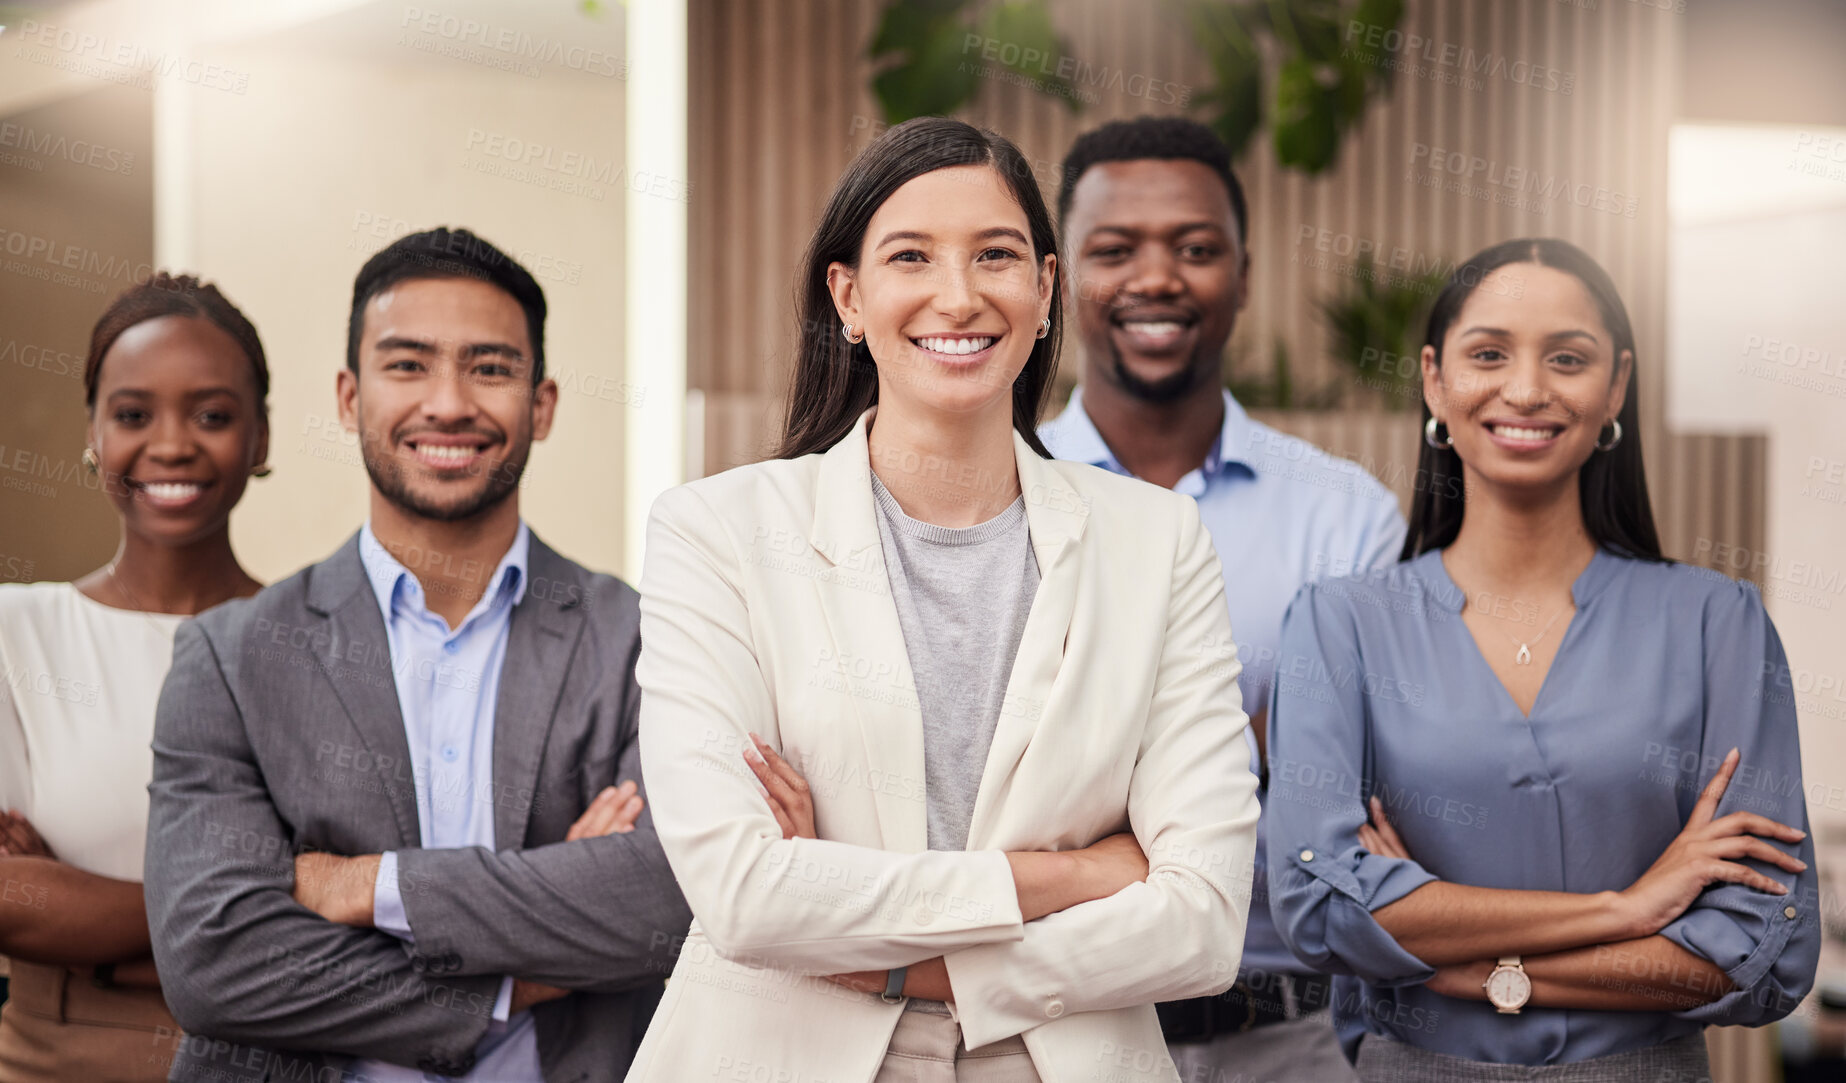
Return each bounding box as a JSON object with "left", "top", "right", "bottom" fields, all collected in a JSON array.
[{"left": 145, "top": 227, "right": 691, "bottom": 1082}]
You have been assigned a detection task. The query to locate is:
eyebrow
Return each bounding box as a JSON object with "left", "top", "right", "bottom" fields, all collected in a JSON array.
[
  {"left": 873, "top": 226, "right": 1031, "bottom": 248},
  {"left": 374, "top": 335, "right": 528, "bottom": 362},
  {"left": 104, "top": 386, "right": 245, "bottom": 401},
  {"left": 1087, "top": 221, "right": 1227, "bottom": 239},
  {"left": 1458, "top": 325, "right": 1601, "bottom": 346}
]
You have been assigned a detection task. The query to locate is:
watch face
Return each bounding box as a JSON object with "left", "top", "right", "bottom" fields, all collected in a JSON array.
[{"left": 1486, "top": 967, "right": 1530, "bottom": 1009}]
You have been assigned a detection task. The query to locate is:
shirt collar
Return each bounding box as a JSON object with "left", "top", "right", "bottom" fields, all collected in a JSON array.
[
  {"left": 1042, "top": 384, "right": 1259, "bottom": 478},
  {"left": 358, "top": 520, "right": 531, "bottom": 627},
  {"left": 1412, "top": 545, "right": 1622, "bottom": 614}
]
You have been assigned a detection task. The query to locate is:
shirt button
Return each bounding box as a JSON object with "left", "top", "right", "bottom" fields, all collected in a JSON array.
[
  {"left": 1045, "top": 997, "right": 1065, "bottom": 1019},
  {"left": 1785, "top": 906, "right": 1798, "bottom": 920},
  {"left": 915, "top": 908, "right": 935, "bottom": 926},
  {"left": 441, "top": 745, "right": 459, "bottom": 763},
  {"left": 444, "top": 640, "right": 460, "bottom": 654},
  {"left": 1299, "top": 849, "right": 1315, "bottom": 862}
]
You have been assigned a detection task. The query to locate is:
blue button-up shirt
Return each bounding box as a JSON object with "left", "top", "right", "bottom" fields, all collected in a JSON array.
[
  {"left": 1039, "top": 386, "right": 1406, "bottom": 980},
  {"left": 1266, "top": 549, "right": 1819, "bottom": 1064},
  {"left": 350, "top": 521, "right": 539, "bottom": 1083}
]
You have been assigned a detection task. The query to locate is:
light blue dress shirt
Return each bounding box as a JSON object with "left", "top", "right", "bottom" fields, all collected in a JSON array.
[
  {"left": 349, "top": 521, "right": 540, "bottom": 1083},
  {"left": 1039, "top": 386, "right": 1406, "bottom": 979},
  {"left": 1265, "top": 548, "right": 1820, "bottom": 1065}
]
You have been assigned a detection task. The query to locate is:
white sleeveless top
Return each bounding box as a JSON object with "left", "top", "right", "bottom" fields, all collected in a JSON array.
[{"left": 0, "top": 582, "right": 185, "bottom": 881}]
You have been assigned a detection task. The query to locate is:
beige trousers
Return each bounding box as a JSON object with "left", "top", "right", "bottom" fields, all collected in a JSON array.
[
  {"left": 0, "top": 959, "right": 179, "bottom": 1083},
  {"left": 874, "top": 1010, "right": 1042, "bottom": 1082}
]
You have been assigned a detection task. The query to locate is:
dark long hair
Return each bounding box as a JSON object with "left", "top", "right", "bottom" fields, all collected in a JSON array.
[
  {"left": 775, "top": 117, "right": 1062, "bottom": 460},
  {"left": 1402, "top": 238, "right": 1664, "bottom": 562}
]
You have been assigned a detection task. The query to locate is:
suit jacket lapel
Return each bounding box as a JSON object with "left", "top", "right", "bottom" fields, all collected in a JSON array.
[
  {"left": 807, "top": 410, "right": 1090, "bottom": 853},
  {"left": 965, "top": 429, "right": 1088, "bottom": 847},
  {"left": 491, "top": 535, "right": 585, "bottom": 849},
  {"left": 808, "top": 408, "right": 928, "bottom": 852},
  {"left": 305, "top": 536, "right": 420, "bottom": 848}
]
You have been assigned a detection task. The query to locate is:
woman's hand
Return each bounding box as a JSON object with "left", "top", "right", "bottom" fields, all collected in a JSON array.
[
  {"left": 745, "top": 733, "right": 816, "bottom": 839},
  {"left": 1425, "top": 959, "right": 1491, "bottom": 1000},
  {"left": 1617, "top": 748, "right": 1806, "bottom": 938},
  {"left": 0, "top": 810, "right": 55, "bottom": 858},
  {"left": 1358, "top": 795, "right": 1412, "bottom": 860},
  {"left": 565, "top": 782, "right": 645, "bottom": 840},
  {"left": 822, "top": 956, "right": 955, "bottom": 1001}
]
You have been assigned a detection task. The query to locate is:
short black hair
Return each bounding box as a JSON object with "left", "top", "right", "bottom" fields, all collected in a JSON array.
[
  {"left": 1058, "top": 116, "right": 1248, "bottom": 246},
  {"left": 347, "top": 227, "right": 547, "bottom": 382}
]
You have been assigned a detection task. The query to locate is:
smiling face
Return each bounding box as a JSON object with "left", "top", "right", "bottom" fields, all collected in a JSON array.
[
  {"left": 1422, "top": 263, "right": 1631, "bottom": 496},
  {"left": 87, "top": 315, "right": 268, "bottom": 546},
  {"left": 826, "top": 164, "right": 1055, "bottom": 421},
  {"left": 1062, "top": 159, "right": 1247, "bottom": 403},
  {"left": 338, "top": 275, "right": 556, "bottom": 523}
]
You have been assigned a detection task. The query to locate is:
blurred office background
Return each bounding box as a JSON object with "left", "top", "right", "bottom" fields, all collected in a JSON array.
[{"left": 2, "top": 1, "right": 1843, "bottom": 1078}]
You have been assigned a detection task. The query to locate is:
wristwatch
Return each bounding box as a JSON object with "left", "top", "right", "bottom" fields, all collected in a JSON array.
[
  {"left": 881, "top": 966, "right": 908, "bottom": 1004},
  {"left": 1483, "top": 956, "right": 1530, "bottom": 1014}
]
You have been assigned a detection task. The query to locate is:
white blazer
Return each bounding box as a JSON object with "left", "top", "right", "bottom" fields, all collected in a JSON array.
[{"left": 627, "top": 407, "right": 1260, "bottom": 1083}]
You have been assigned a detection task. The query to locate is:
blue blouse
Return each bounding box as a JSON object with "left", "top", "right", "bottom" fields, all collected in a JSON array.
[{"left": 1264, "top": 547, "right": 1819, "bottom": 1066}]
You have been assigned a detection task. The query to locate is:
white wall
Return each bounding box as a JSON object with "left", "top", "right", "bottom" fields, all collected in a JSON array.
[
  {"left": 1668, "top": 124, "right": 1846, "bottom": 828},
  {"left": 158, "top": 4, "right": 635, "bottom": 580}
]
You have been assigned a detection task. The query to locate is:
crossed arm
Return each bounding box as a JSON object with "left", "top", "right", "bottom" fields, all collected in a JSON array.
[
  {"left": 1356, "top": 766, "right": 1802, "bottom": 1012},
  {"left": 145, "top": 619, "right": 687, "bottom": 1069}
]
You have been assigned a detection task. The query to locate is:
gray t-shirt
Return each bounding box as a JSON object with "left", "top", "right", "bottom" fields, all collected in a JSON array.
[
  {"left": 872, "top": 471, "right": 1040, "bottom": 851},
  {"left": 872, "top": 471, "right": 1040, "bottom": 1014}
]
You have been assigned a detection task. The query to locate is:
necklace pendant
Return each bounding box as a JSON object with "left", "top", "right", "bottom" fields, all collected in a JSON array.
[{"left": 1515, "top": 643, "right": 1532, "bottom": 666}]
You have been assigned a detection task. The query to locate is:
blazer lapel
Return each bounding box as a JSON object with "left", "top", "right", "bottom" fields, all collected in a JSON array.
[
  {"left": 305, "top": 536, "right": 419, "bottom": 848},
  {"left": 491, "top": 536, "right": 586, "bottom": 849},
  {"left": 808, "top": 408, "right": 928, "bottom": 852},
  {"left": 965, "top": 429, "right": 1089, "bottom": 848}
]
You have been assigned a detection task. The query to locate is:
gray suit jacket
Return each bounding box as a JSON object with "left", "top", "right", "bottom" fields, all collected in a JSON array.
[{"left": 145, "top": 533, "right": 692, "bottom": 1083}]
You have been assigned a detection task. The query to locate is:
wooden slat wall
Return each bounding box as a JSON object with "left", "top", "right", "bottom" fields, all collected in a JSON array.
[{"left": 686, "top": 0, "right": 1765, "bottom": 572}]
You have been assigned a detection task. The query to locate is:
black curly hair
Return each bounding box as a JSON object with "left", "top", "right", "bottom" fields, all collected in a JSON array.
[{"left": 1057, "top": 116, "right": 1248, "bottom": 244}]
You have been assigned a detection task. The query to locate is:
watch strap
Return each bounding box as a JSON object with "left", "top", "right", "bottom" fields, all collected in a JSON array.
[{"left": 881, "top": 966, "right": 908, "bottom": 1004}]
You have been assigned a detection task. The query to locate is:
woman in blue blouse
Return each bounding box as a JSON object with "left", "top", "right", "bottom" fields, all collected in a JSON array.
[{"left": 1265, "top": 238, "right": 1818, "bottom": 1080}]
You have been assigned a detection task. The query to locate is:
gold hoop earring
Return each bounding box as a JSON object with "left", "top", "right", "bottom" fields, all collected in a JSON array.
[{"left": 81, "top": 448, "right": 100, "bottom": 475}]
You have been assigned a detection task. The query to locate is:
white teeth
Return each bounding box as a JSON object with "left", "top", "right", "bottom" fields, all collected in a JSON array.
[
  {"left": 417, "top": 444, "right": 477, "bottom": 463},
  {"left": 914, "top": 336, "right": 994, "bottom": 356},
  {"left": 1121, "top": 321, "right": 1183, "bottom": 336},
  {"left": 141, "top": 482, "right": 202, "bottom": 501},
  {"left": 1492, "top": 425, "right": 1557, "bottom": 442}
]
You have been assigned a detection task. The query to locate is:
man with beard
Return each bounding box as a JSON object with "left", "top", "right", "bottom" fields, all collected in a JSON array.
[
  {"left": 144, "top": 228, "right": 690, "bottom": 1083},
  {"left": 1039, "top": 119, "right": 1404, "bottom": 1082}
]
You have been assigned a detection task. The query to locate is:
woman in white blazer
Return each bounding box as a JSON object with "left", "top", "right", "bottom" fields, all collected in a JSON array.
[{"left": 629, "top": 117, "right": 1261, "bottom": 1083}]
